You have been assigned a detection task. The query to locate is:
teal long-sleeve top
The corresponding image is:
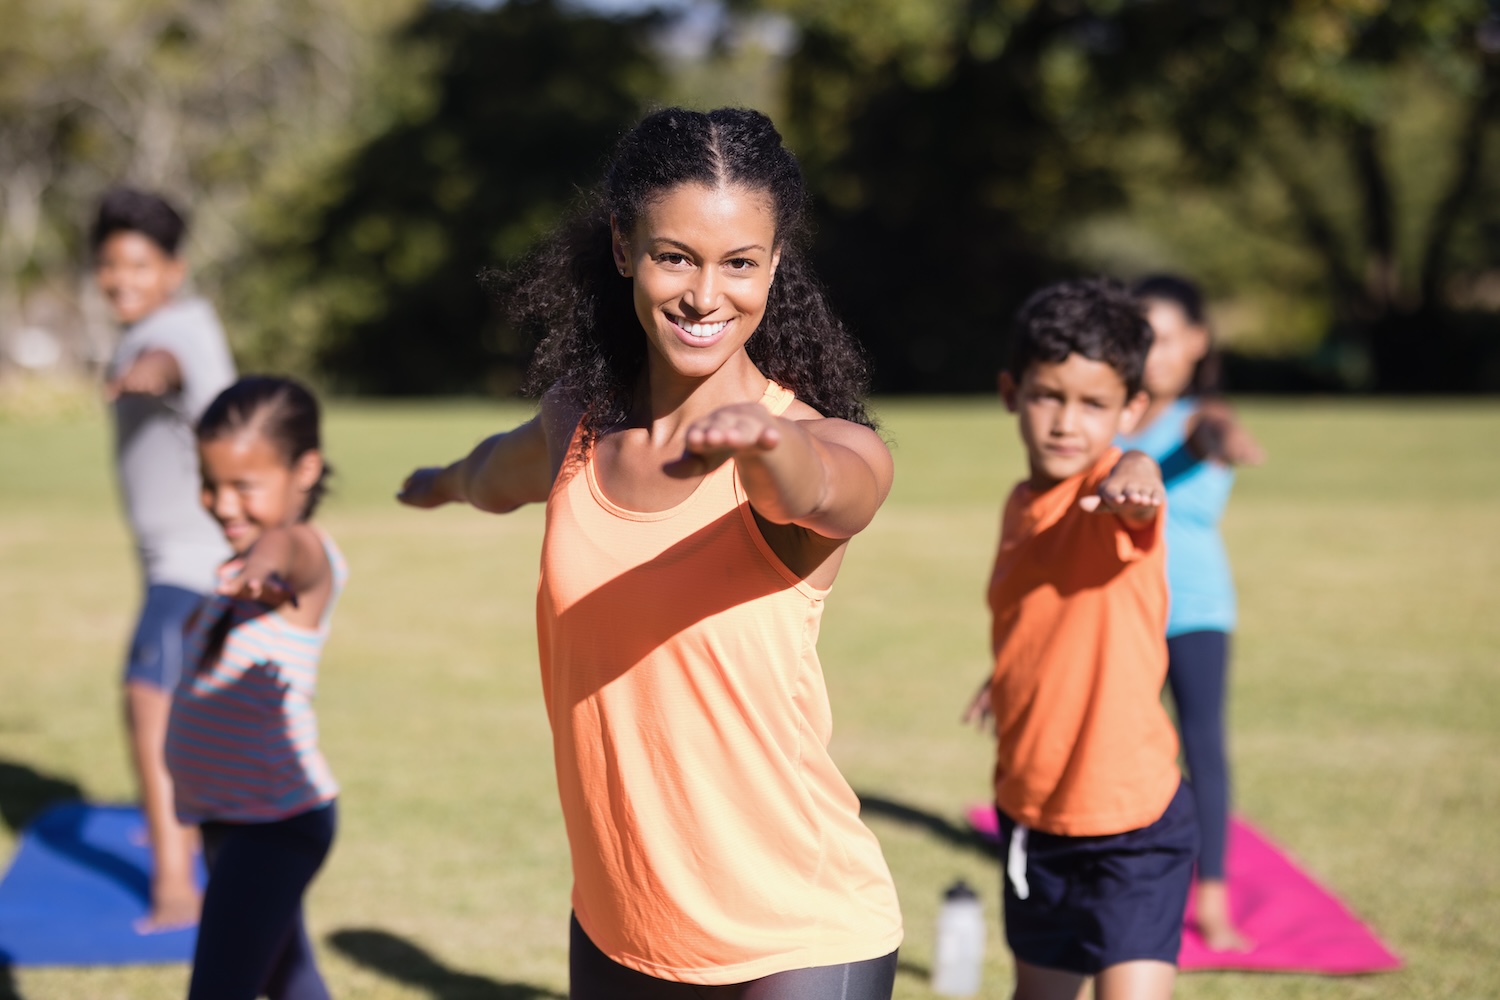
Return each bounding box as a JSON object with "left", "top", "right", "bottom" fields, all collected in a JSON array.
[{"left": 1116, "top": 397, "right": 1237, "bottom": 637}]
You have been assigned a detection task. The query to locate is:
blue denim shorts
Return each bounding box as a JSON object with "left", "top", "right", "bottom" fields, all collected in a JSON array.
[
  {"left": 997, "top": 781, "right": 1198, "bottom": 974},
  {"left": 124, "top": 584, "right": 205, "bottom": 691}
]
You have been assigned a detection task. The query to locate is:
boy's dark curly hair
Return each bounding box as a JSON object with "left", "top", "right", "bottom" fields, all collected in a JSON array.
[
  {"left": 91, "top": 187, "right": 188, "bottom": 256},
  {"left": 508, "top": 107, "right": 874, "bottom": 446},
  {"left": 1007, "top": 277, "right": 1153, "bottom": 397}
]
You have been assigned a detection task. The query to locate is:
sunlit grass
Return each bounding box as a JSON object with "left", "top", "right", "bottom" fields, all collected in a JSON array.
[{"left": 1, "top": 398, "right": 1496, "bottom": 999}]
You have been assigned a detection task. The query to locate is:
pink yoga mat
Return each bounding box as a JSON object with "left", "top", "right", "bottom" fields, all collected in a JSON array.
[{"left": 963, "top": 805, "right": 1402, "bottom": 975}]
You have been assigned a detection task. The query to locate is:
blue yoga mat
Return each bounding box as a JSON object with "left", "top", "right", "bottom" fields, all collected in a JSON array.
[{"left": 0, "top": 801, "right": 203, "bottom": 967}]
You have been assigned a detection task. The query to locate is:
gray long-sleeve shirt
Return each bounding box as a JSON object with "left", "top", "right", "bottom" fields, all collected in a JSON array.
[{"left": 108, "top": 296, "right": 236, "bottom": 591}]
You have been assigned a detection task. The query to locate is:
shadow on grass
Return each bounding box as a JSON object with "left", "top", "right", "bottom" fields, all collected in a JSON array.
[
  {"left": 0, "top": 761, "right": 82, "bottom": 834},
  {"left": 856, "top": 791, "right": 998, "bottom": 859},
  {"left": 896, "top": 957, "right": 931, "bottom": 981},
  {"left": 329, "top": 928, "right": 565, "bottom": 999},
  {"left": 0, "top": 762, "right": 81, "bottom": 998}
]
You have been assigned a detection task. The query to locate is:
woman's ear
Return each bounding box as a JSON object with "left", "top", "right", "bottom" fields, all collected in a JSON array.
[
  {"left": 1186, "top": 323, "right": 1211, "bottom": 364},
  {"left": 610, "top": 215, "right": 630, "bottom": 277},
  {"left": 293, "top": 449, "right": 324, "bottom": 494}
]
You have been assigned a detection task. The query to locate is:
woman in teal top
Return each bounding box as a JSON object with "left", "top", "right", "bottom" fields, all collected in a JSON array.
[{"left": 1117, "top": 275, "right": 1264, "bottom": 953}]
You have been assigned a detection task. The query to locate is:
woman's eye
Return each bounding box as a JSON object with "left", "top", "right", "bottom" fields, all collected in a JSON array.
[
  {"left": 725, "top": 257, "right": 756, "bottom": 271},
  {"left": 656, "top": 252, "right": 689, "bottom": 267}
]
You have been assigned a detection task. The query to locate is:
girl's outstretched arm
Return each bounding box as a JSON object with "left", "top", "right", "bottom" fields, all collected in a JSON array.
[
  {"left": 681, "top": 403, "right": 893, "bottom": 540},
  {"left": 219, "top": 524, "right": 331, "bottom": 617},
  {"left": 1188, "top": 399, "right": 1266, "bottom": 466},
  {"left": 397, "top": 391, "right": 579, "bottom": 514}
]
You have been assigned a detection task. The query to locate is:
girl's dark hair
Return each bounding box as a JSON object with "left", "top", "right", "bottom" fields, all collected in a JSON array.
[
  {"left": 91, "top": 187, "right": 188, "bottom": 256},
  {"left": 197, "top": 376, "right": 331, "bottom": 520},
  {"left": 1131, "top": 273, "right": 1221, "bottom": 395},
  {"left": 509, "top": 107, "right": 874, "bottom": 446},
  {"left": 1008, "top": 277, "right": 1153, "bottom": 397}
]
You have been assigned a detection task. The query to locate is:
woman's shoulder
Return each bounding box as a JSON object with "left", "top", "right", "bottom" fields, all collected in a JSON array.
[{"left": 780, "top": 396, "right": 825, "bottom": 423}]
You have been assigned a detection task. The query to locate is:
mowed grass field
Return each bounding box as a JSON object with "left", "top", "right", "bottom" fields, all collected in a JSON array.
[{"left": 1, "top": 398, "right": 1497, "bottom": 999}]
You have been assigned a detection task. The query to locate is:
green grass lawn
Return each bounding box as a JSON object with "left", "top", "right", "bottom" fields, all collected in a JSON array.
[{"left": 1, "top": 398, "right": 1497, "bottom": 999}]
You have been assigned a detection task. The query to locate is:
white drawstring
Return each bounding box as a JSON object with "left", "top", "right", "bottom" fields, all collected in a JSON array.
[{"left": 1007, "top": 824, "right": 1031, "bottom": 900}]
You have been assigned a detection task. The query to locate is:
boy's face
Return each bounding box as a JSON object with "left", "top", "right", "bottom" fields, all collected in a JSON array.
[
  {"left": 94, "top": 231, "right": 184, "bottom": 325},
  {"left": 1000, "top": 353, "right": 1148, "bottom": 490}
]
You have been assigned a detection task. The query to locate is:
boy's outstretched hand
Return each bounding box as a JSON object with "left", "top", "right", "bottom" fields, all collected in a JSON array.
[
  {"left": 1079, "top": 450, "right": 1163, "bottom": 525},
  {"left": 104, "top": 348, "right": 181, "bottom": 401}
]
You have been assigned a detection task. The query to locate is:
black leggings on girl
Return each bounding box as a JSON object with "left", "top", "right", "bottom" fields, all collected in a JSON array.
[
  {"left": 188, "top": 802, "right": 337, "bottom": 1000},
  {"left": 1165, "top": 630, "right": 1231, "bottom": 880},
  {"left": 569, "top": 915, "right": 898, "bottom": 1000}
]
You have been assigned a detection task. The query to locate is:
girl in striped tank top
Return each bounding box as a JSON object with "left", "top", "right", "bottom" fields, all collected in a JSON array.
[{"left": 166, "top": 376, "right": 344, "bottom": 1000}]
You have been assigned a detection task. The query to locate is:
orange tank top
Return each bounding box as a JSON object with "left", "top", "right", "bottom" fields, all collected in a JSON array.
[{"left": 536, "top": 381, "right": 903, "bottom": 985}]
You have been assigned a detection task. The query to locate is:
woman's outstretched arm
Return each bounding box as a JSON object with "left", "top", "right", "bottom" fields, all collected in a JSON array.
[
  {"left": 682, "top": 403, "right": 893, "bottom": 540},
  {"left": 397, "top": 392, "right": 579, "bottom": 514}
]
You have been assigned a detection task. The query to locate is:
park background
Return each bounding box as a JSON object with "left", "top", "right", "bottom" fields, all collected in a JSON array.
[{"left": 1, "top": 0, "right": 1498, "bottom": 997}]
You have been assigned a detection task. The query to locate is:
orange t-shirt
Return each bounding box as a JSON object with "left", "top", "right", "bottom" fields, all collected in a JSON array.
[
  {"left": 987, "top": 446, "right": 1180, "bottom": 837},
  {"left": 536, "top": 381, "right": 903, "bottom": 985}
]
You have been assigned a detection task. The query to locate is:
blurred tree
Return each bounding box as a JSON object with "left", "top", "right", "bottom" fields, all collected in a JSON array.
[
  {"left": 1087, "top": 0, "right": 1500, "bottom": 390},
  {"left": 230, "top": 0, "right": 664, "bottom": 394},
  {"left": 766, "top": 0, "right": 1500, "bottom": 391},
  {"left": 0, "top": 0, "right": 420, "bottom": 374}
]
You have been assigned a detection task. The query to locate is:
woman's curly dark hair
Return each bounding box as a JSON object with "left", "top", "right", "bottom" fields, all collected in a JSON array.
[{"left": 507, "top": 107, "right": 875, "bottom": 447}]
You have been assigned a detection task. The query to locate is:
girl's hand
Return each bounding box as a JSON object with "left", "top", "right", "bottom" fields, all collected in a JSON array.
[
  {"left": 1193, "top": 404, "right": 1266, "bottom": 467},
  {"left": 397, "top": 465, "right": 459, "bottom": 508},
  {"left": 681, "top": 403, "right": 782, "bottom": 467},
  {"left": 216, "top": 558, "right": 299, "bottom": 609},
  {"left": 1080, "top": 450, "right": 1164, "bottom": 523},
  {"left": 963, "top": 675, "right": 994, "bottom": 734}
]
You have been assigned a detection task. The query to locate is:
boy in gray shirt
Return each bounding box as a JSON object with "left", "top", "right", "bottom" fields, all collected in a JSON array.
[{"left": 95, "top": 188, "right": 235, "bottom": 930}]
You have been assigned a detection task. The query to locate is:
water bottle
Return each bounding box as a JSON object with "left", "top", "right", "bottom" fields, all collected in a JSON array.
[{"left": 932, "top": 879, "right": 985, "bottom": 996}]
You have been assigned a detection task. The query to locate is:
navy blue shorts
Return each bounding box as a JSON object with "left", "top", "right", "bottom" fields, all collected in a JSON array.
[
  {"left": 124, "top": 584, "right": 205, "bottom": 691},
  {"left": 997, "top": 781, "right": 1198, "bottom": 975}
]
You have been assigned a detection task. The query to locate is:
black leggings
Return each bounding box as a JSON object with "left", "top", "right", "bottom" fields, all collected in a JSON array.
[
  {"left": 188, "top": 802, "right": 337, "bottom": 1000},
  {"left": 569, "top": 915, "right": 898, "bottom": 1000},
  {"left": 1165, "top": 630, "right": 1231, "bottom": 880}
]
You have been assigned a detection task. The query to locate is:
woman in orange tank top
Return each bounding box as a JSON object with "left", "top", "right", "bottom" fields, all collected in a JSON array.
[{"left": 398, "top": 108, "right": 902, "bottom": 998}]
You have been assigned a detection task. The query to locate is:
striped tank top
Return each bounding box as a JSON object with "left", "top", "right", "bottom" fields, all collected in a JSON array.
[
  {"left": 537, "top": 380, "right": 903, "bottom": 985},
  {"left": 166, "top": 528, "right": 347, "bottom": 824}
]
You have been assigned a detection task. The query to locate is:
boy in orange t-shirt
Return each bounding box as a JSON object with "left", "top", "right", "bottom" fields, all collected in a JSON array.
[{"left": 967, "top": 278, "right": 1197, "bottom": 1000}]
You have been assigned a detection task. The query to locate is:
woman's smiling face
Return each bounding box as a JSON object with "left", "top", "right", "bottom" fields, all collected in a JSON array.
[{"left": 615, "top": 182, "right": 780, "bottom": 382}]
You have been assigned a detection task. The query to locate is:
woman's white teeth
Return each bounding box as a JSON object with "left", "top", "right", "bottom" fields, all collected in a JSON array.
[{"left": 676, "top": 316, "right": 729, "bottom": 338}]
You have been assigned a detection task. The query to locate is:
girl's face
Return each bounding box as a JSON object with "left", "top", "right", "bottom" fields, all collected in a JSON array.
[
  {"left": 1142, "top": 299, "right": 1210, "bottom": 401},
  {"left": 199, "top": 429, "right": 322, "bottom": 554},
  {"left": 94, "top": 231, "right": 185, "bottom": 325},
  {"left": 614, "top": 182, "right": 781, "bottom": 382}
]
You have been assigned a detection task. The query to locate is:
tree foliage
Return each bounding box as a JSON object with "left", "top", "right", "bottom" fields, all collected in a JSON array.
[
  {"left": 0, "top": 0, "right": 418, "bottom": 372},
  {"left": 229, "top": 0, "right": 664, "bottom": 395},
  {"left": 773, "top": 0, "right": 1500, "bottom": 391},
  {"left": 3, "top": 0, "right": 1496, "bottom": 394}
]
